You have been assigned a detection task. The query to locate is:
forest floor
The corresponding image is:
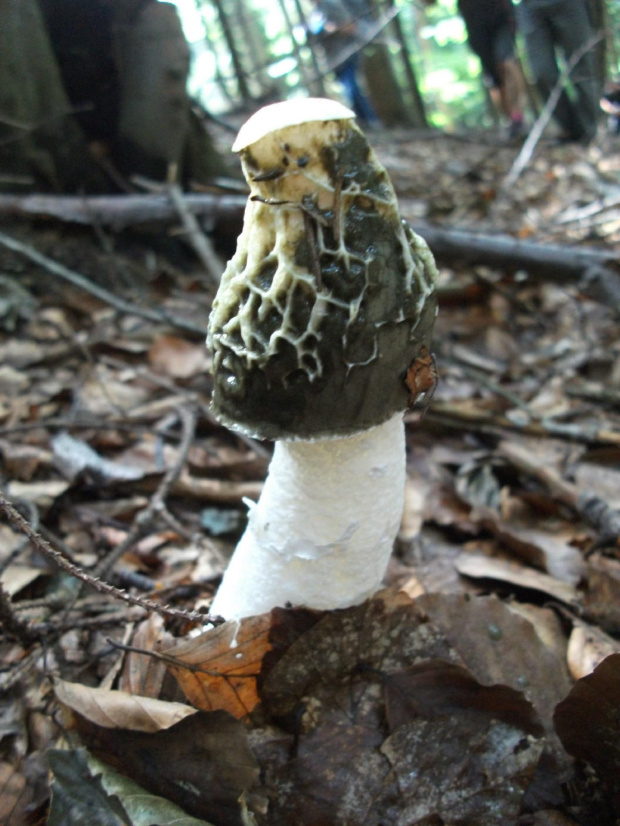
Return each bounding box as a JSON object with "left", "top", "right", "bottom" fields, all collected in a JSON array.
[{"left": 0, "top": 123, "right": 619, "bottom": 826}]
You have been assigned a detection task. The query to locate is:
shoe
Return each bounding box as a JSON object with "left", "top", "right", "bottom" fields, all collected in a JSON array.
[{"left": 507, "top": 118, "right": 526, "bottom": 140}]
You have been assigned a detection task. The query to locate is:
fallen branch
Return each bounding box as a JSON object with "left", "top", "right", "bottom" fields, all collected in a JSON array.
[
  {"left": 1, "top": 195, "right": 617, "bottom": 290},
  {"left": 0, "top": 191, "right": 247, "bottom": 229},
  {"left": 420, "top": 400, "right": 620, "bottom": 447},
  {"left": 402, "top": 222, "right": 619, "bottom": 285}
]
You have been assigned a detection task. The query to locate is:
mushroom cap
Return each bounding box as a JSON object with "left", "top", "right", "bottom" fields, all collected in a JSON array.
[
  {"left": 232, "top": 97, "right": 355, "bottom": 152},
  {"left": 207, "top": 99, "right": 438, "bottom": 441}
]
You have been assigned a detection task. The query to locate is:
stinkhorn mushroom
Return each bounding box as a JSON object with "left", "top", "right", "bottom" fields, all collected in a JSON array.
[{"left": 207, "top": 97, "right": 438, "bottom": 621}]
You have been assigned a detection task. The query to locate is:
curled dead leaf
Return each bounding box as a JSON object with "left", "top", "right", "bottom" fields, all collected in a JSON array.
[
  {"left": 54, "top": 679, "right": 197, "bottom": 733},
  {"left": 554, "top": 653, "right": 620, "bottom": 811},
  {"left": 156, "top": 612, "right": 273, "bottom": 718}
]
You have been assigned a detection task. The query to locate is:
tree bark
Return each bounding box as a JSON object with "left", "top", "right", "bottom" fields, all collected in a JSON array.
[
  {"left": 0, "top": 0, "right": 104, "bottom": 192},
  {"left": 115, "top": 2, "right": 191, "bottom": 181}
]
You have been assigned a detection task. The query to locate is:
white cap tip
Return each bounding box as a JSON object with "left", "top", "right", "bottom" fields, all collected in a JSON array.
[{"left": 232, "top": 97, "right": 356, "bottom": 152}]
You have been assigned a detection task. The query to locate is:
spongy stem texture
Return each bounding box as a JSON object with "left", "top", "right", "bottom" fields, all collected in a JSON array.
[{"left": 210, "top": 413, "right": 405, "bottom": 620}]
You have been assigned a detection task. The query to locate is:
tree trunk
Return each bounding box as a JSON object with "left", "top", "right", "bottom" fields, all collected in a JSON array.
[
  {"left": 588, "top": 0, "right": 607, "bottom": 91},
  {"left": 0, "top": 0, "right": 103, "bottom": 192},
  {"left": 115, "top": 2, "right": 191, "bottom": 181},
  {"left": 362, "top": 44, "right": 415, "bottom": 127},
  {"left": 291, "top": 0, "right": 328, "bottom": 97},
  {"left": 387, "top": 9, "right": 428, "bottom": 128},
  {"left": 211, "top": 0, "right": 251, "bottom": 105}
]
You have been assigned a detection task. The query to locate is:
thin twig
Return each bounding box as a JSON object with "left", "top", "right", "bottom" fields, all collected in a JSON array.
[
  {"left": 421, "top": 400, "right": 620, "bottom": 446},
  {"left": 0, "top": 491, "right": 222, "bottom": 625},
  {"left": 32, "top": 608, "right": 147, "bottom": 636},
  {"left": 0, "top": 646, "right": 42, "bottom": 693},
  {"left": 91, "top": 405, "right": 198, "bottom": 579},
  {"left": 107, "top": 637, "right": 258, "bottom": 679},
  {"left": 0, "top": 584, "right": 41, "bottom": 644},
  {"left": 0, "top": 229, "right": 207, "bottom": 336},
  {"left": 168, "top": 182, "right": 223, "bottom": 284}
]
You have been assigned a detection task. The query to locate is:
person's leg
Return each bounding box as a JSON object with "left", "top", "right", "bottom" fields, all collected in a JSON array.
[
  {"left": 498, "top": 59, "right": 526, "bottom": 135},
  {"left": 519, "top": 1, "right": 583, "bottom": 139},
  {"left": 335, "top": 57, "right": 376, "bottom": 124},
  {"left": 547, "top": 0, "right": 600, "bottom": 140},
  {"left": 491, "top": 21, "right": 525, "bottom": 131}
]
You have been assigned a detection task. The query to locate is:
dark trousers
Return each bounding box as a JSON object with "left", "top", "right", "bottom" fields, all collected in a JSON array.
[
  {"left": 335, "top": 57, "right": 377, "bottom": 125},
  {"left": 519, "top": 0, "right": 600, "bottom": 140}
]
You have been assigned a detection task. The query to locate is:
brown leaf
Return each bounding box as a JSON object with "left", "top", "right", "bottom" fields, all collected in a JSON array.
[
  {"left": 157, "top": 613, "right": 273, "bottom": 718},
  {"left": 252, "top": 592, "right": 544, "bottom": 825},
  {"left": 384, "top": 659, "right": 543, "bottom": 735},
  {"left": 148, "top": 334, "right": 209, "bottom": 379},
  {"left": 118, "top": 614, "right": 173, "bottom": 698},
  {"left": 416, "top": 593, "right": 572, "bottom": 734},
  {"left": 472, "top": 504, "right": 584, "bottom": 585},
  {"left": 73, "top": 709, "right": 260, "bottom": 826},
  {"left": 259, "top": 590, "right": 456, "bottom": 719},
  {"left": 0, "top": 761, "right": 31, "bottom": 826},
  {"left": 455, "top": 552, "right": 579, "bottom": 604},
  {"left": 567, "top": 621, "right": 620, "bottom": 680},
  {"left": 554, "top": 653, "right": 620, "bottom": 810},
  {"left": 54, "top": 679, "right": 197, "bottom": 732}
]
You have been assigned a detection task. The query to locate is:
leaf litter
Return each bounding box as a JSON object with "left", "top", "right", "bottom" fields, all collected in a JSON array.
[{"left": 0, "top": 129, "right": 619, "bottom": 825}]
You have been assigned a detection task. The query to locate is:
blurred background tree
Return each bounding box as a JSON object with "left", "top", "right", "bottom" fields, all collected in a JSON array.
[{"left": 1, "top": 0, "right": 618, "bottom": 194}]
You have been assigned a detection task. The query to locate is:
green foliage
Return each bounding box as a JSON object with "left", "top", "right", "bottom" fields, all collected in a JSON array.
[
  {"left": 413, "top": 0, "right": 492, "bottom": 130},
  {"left": 172, "top": 0, "right": 616, "bottom": 129}
]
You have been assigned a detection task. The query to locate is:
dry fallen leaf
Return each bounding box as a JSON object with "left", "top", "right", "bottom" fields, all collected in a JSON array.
[
  {"left": 554, "top": 653, "right": 620, "bottom": 812},
  {"left": 71, "top": 710, "right": 260, "bottom": 826},
  {"left": 455, "top": 553, "right": 580, "bottom": 604},
  {"left": 156, "top": 612, "right": 273, "bottom": 718},
  {"left": 566, "top": 621, "right": 620, "bottom": 680},
  {"left": 148, "top": 334, "right": 209, "bottom": 379},
  {"left": 118, "top": 614, "right": 172, "bottom": 698},
  {"left": 0, "top": 760, "right": 31, "bottom": 826},
  {"left": 416, "top": 592, "right": 572, "bottom": 735},
  {"left": 250, "top": 592, "right": 545, "bottom": 825},
  {"left": 54, "top": 679, "right": 198, "bottom": 732}
]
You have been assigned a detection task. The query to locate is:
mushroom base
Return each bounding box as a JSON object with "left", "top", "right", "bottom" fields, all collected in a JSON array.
[{"left": 209, "top": 413, "right": 406, "bottom": 620}]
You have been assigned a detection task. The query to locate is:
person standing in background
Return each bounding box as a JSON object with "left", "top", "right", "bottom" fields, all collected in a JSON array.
[
  {"left": 425, "top": 0, "right": 526, "bottom": 139},
  {"left": 518, "top": 0, "right": 601, "bottom": 144},
  {"left": 310, "top": 0, "right": 378, "bottom": 126}
]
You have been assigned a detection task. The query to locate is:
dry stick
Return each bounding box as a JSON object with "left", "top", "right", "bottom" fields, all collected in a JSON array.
[
  {"left": 0, "top": 646, "right": 42, "bottom": 693},
  {"left": 504, "top": 32, "right": 604, "bottom": 188},
  {"left": 0, "top": 583, "right": 41, "bottom": 644},
  {"left": 134, "top": 168, "right": 223, "bottom": 284},
  {"left": 423, "top": 400, "right": 620, "bottom": 447},
  {"left": 556, "top": 193, "right": 620, "bottom": 225},
  {"left": 168, "top": 182, "right": 223, "bottom": 284},
  {"left": 33, "top": 608, "right": 147, "bottom": 636},
  {"left": 0, "top": 491, "right": 220, "bottom": 626},
  {"left": 0, "top": 229, "right": 207, "bottom": 336},
  {"left": 496, "top": 441, "right": 578, "bottom": 509},
  {"left": 91, "top": 405, "right": 198, "bottom": 580},
  {"left": 0, "top": 191, "right": 248, "bottom": 227}
]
